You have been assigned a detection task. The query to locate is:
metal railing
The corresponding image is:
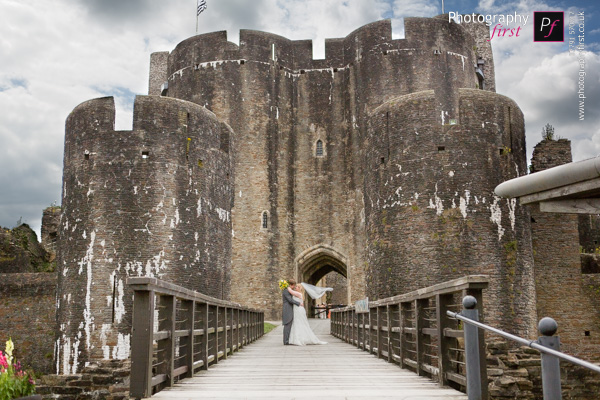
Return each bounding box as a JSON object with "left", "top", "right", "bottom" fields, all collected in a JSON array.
[
  {"left": 127, "top": 277, "right": 264, "bottom": 399},
  {"left": 448, "top": 296, "right": 600, "bottom": 400},
  {"left": 330, "top": 275, "right": 489, "bottom": 397}
]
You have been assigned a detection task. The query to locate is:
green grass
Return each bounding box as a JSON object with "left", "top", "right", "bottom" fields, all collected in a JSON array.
[{"left": 264, "top": 322, "right": 277, "bottom": 335}]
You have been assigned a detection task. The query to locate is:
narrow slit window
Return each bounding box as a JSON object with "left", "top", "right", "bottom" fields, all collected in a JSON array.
[
  {"left": 142, "top": 151, "right": 149, "bottom": 159},
  {"left": 262, "top": 211, "right": 268, "bottom": 229},
  {"left": 438, "top": 146, "right": 445, "bottom": 152},
  {"left": 316, "top": 140, "right": 324, "bottom": 157}
]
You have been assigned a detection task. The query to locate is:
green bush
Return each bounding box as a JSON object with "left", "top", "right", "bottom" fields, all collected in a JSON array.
[{"left": 0, "top": 339, "right": 36, "bottom": 400}]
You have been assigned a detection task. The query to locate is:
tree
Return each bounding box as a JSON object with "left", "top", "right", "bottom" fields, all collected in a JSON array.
[{"left": 541, "top": 123, "right": 555, "bottom": 141}]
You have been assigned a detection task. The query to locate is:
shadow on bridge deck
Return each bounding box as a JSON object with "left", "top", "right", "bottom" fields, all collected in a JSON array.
[{"left": 152, "top": 319, "right": 467, "bottom": 399}]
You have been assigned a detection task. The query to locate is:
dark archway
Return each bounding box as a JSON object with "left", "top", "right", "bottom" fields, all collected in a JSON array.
[{"left": 295, "top": 244, "right": 348, "bottom": 316}]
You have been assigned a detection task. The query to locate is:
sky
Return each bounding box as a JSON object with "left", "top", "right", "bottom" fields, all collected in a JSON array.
[{"left": 0, "top": 0, "right": 599, "bottom": 236}]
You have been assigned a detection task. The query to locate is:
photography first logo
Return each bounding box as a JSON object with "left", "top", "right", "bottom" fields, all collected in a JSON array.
[{"left": 534, "top": 11, "right": 564, "bottom": 42}]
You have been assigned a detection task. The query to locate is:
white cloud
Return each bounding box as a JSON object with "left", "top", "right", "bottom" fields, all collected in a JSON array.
[{"left": 475, "top": 0, "right": 600, "bottom": 162}]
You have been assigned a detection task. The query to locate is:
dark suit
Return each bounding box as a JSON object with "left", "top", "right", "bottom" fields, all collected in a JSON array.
[{"left": 282, "top": 289, "right": 299, "bottom": 344}]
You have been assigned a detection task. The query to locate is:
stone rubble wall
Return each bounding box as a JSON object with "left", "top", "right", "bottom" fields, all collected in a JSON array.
[{"left": 0, "top": 273, "right": 57, "bottom": 374}]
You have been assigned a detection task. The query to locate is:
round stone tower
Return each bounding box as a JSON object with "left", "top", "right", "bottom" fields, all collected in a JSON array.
[
  {"left": 364, "top": 89, "right": 537, "bottom": 336},
  {"left": 55, "top": 95, "right": 233, "bottom": 373}
]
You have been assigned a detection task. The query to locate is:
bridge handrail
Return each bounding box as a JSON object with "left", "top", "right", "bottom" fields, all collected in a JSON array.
[
  {"left": 447, "top": 310, "right": 600, "bottom": 374},
  {"left": 447, "top": 296, "right": 600, "bottom": 400},
  {"left": 127, "top": 277, "right": 264, "bottom": 399},
  {"left": 330, "top": 275, "right": 489, "bottom": 397}
]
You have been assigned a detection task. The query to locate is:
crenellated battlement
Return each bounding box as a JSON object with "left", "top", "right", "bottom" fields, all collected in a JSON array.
[{"left": 150, "top": 17, "right": 494, "bottom": 99}]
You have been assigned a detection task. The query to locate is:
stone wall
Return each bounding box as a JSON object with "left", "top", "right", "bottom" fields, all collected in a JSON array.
[
  {"left": 0, "top": 224, "right": 53, "bottom": 273},
  {"left": 322, "top": 271, "right": 348, "bottom": 306},
  {"left": 56, "top": 95, "right": 233, "bottom": 373},
  {"left": 0, "top": 273, "right": 57, "bottom": 374},
  {"left": 41, "top": 206, "right": 61, "bottom": 259},
  {"left": 364, "top": 89, "right": 536, "bottom": 336},
  {"left": 579, "top": 214, "right": 600, "bottom": 253},
  {"left": 529, "top": 138, "right": 600, "bottom": 358},
  {"left": 487, "top": 338, "right": 600, "bottom": 399}
]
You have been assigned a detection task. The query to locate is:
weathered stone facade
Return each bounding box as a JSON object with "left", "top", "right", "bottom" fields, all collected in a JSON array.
[
  {"left": 579, "top": 214, "right": 600, "bottom": 253},
  {"left": 0, "top": 273, "right": 57, "bottom": 374},
  {"left": 41, "top": 206, "right": 61, "bottom": 259},
  {"left": 486, "top": 338, "right": 600, "bottom": 399},
  {"left": 56, "top": 96, "right": 234, "bottom": 374},
  {"left": 0, "top": 224, "right": 53, "bottom": 273},
  {"left": 529, "top": 139, "right": 600, "bottom": 358},
  {"left": 51, "top": 15, "right": 598, "bottom": 375},
  {"left": 365, "top": 88, "right": 536, "bottom": 335},
  {"left": 145, "top": 17, "right": 533, "bottom": 331}
]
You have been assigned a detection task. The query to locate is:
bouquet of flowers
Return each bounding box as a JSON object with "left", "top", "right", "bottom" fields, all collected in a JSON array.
[
  {"left": 278, "top": 279, "right": 289, "bottom": 290},
  {"left": 0, "top": 339, "right": 36, "bottom": 400}
]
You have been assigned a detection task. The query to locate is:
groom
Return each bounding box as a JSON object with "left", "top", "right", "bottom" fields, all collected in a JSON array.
[{"left": 282, "top": 279, "right": 302, "bottom": 345}]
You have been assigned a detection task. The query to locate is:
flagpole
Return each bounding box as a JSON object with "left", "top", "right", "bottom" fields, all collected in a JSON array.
[{"left": 196, "top": 0, "right": 199, "bottom": 34}]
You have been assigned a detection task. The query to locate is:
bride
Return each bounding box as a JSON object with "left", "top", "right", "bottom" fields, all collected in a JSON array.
[{"left": 287, "top": 283, "right": 327, "bottom": 346}]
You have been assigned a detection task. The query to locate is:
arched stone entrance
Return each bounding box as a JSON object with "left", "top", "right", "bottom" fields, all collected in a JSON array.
[{"left": 294, "top": 244, "right": 348, "bottom": 316}]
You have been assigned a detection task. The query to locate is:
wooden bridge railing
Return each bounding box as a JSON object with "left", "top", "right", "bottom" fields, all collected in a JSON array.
[
  {"left": 127, "top": 277, "right": 264, "bottom": 399},
  {"left": 330, "top": 275, "right": 489, "bottom": 397}
]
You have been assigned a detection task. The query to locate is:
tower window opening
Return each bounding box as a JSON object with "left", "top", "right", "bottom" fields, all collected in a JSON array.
[
  {"left": 300, "top": 70, "right": 306, "bottom": 74},
  {"left": 585, "top": 331, "right": 591, "bottom": 337},
  {"left": 198, "top": 159, "right": 204, "bottom": 168},
  {"left": 84, "top": 150, "right": 90, "bottom": 160},
  {"left": 380, "top": 157, "right": 385, "bottom": 165},
  {"left": 142, "top": 151, "right": 149, "bottom": 159},
  {"left": 438, "top": 146, "right": 445, "bottom": 152},
  {"left": 316, "top": 140, "right": 324, "bottom": 157},
  {"left": 240, "top": 59, "right": 245, "bottom": 65},
  {"left": 262, "top": 211, "right": 268, "bottom": 229}
]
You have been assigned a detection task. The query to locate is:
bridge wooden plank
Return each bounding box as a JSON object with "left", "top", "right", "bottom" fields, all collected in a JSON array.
[{"left": 152, "top": 320, "right": 467, "bottom": 399}]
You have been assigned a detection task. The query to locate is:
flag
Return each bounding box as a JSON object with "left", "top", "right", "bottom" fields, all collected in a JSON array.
[{"left": 197, "top": 0, "right": 207, "bottom": 16}]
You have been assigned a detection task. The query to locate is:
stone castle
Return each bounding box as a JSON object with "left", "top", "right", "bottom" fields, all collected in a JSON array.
[{"left": 20, "top": 15, "right": 597, "bottom": 374}]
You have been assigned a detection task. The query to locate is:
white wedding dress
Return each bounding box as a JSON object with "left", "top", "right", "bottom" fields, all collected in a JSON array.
[{"left": 288, "top": 297, "right": 327, "bottom": 346}]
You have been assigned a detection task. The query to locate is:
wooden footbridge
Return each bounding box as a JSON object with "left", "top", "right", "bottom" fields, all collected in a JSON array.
[
  {"left": 126, "top": 277, "right": 484, "bottom": 399},
  {"left": 151, "top": 320, "right": 467, "bottom": 399}
]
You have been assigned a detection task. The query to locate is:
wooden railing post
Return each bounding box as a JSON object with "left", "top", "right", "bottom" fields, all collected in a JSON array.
[
  {"left": 386, "top": 305, "right": 392, "bottom": 363},
  {"left": 361, "top": 313, "right": 366, "bottom": 350},
  {"left": 130, "top": 289, "right": 155, "bottom": 399},
  {"left": 182, "top": 299, "right": 195, "bottom": 379},
  {"left": 223, "top": 307, "right": 229, "bottom": 359},
  {"left": 235, "top": 308, "right": 240, "bottom": 350},
  {"left": 376, "top": 306, "right": 382, "bottom": 359},
  {"left": 400, "top": 302, "right": 408, "bottom": 369},
  {"left": 436, "top": 293, "right": 452, "bottom": 387},
  {"left": 415, "top": 299, "right": 424, "bottom": 376},
  {"left": 201, "top": 302, "right": 209, "bottom": 370},
  {"left": 156, "top": 295, "right": 176, "bottom": 389}
]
